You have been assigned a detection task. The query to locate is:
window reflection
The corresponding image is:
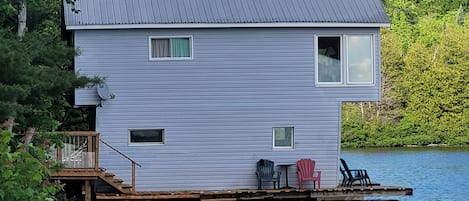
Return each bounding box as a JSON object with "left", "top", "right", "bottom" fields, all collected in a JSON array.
[{"left": 318, "top": 37, "right": 341, "bottom": 83}]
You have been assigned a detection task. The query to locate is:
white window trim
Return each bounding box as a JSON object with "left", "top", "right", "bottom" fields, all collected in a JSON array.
[
  {"left": 148, "top": 35, "right": 193, "bottom": 61},
  {"left": 314, "top": 35, "right": 343, "bottom": 85},
  {"left": 315, "top": 34, "right": 375, "bottom": 87},
  {"left": 128, "top": 128, "right": 165, "bottom": 146},
  {"left": 272, "top": 127, "right": 294, "bottom": 149}
]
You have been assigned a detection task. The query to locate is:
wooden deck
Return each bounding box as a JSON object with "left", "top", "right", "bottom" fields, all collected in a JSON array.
[
  {"left": 50, "top": 132, "right": 412, "bottom": 201},
  {"left": 95, "top": 186, "right": 413, "bottom": 201}
]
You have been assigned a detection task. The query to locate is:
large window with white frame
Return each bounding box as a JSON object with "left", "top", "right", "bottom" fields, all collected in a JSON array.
[
  {"left": 129, "top": 129, "right": 164, "bottom": 145},
  {"left": 315, "top": 35, "right": 374, "bottom": 86},
  {"left": 149, "top": 36, "right": 192, "bottom": 60},
  {"left": 273, "top": 127, "right": 294, "bottom": 149}
]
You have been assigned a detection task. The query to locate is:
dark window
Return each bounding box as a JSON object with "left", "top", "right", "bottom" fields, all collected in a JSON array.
[
  {"left": 317, "top": 37, "right": 341, "bottom": 83},
  {"left": 130, "top": 129, "right": 164, "bottom": 144}
]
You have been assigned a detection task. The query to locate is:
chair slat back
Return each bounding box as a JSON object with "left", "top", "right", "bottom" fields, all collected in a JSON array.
[
  {"left": 340, "top": 158, "right": 354, "bottom": 178},
  {"left": 257, "top": 159, "right": 275, "bottom": 179},
  {"left": 297, "top": 158, "right": 315, "bottom": 177}
]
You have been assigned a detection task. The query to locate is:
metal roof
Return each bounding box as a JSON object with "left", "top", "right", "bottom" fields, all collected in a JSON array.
[{"left": 64, "top": 0, "right": 390, "bottom": 30}]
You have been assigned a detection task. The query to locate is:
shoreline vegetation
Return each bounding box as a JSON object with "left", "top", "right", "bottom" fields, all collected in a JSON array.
[
  {"left": 341, "top": 0, "right": 469, "bottom": 149},
  {"left": 342, "top": 145, "right": 469, "bottom": 153}
]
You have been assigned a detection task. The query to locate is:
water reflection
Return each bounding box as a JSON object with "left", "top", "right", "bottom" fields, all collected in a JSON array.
[{"left": 342, "top": 147, "right": 469, "bottom": 201}]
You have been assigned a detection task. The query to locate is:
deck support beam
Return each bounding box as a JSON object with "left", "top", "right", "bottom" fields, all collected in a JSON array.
[{"left": 84, "top": 180, "right": 92, "bottom": 201}]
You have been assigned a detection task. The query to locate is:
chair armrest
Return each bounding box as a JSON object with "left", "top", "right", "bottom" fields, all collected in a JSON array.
[
  {"left": 314, "top": 171, "right": 321, "bottom": 177},
  {"left": 273, "top": 171, "right": 282, "bottom": 178}
]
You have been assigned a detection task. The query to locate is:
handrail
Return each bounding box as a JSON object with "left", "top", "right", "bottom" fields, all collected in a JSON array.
[
  {"left": 99, "top": 138, "right": 141, "bottom": 193},
  {"left": 65, "top": 131, "right": 99, "bottom": 136},
  {"left": 99, "top": 139, "right": 142, "bottom": 167}
]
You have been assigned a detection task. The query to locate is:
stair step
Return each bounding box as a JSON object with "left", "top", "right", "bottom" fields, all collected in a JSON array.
[
  {"left": 122, "top": 184, "right": 132, "bottom": 189},
  {"left": 113, "top": 179, "right": 124, "bottom": 183},
  {"left": 104, "top": 173, "right": 115, "bottom": 177}
]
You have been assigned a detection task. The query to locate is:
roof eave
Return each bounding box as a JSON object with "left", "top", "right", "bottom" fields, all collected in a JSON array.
[{"left": 66, "top": 22, "right": 391, "bottom": 30}]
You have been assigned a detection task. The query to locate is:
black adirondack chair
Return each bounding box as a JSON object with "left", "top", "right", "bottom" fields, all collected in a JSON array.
[
  {"left": 256, "top": 159, "right": 281, "bottom": 190},
  {"left": 340, "top": 158, "right": 371, "bottom": 187}
]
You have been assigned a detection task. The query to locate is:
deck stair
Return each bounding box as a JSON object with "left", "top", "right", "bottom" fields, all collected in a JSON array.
[
  {"left": 97, "top": 169, "right": 133, "bottom": 194},
  {"left": 50, "top": 131, "right": 141, "bottom": 198},
  {"left": 51, "top": 168, "right": 134, "bottom": 194}
]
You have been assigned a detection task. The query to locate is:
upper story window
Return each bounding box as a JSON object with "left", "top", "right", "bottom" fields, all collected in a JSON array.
[
  {"left": 149, "top": 36, "right": 192, "bottom": 60},
  {"left": 315, "top": 35, "right": 374, "bottom": 86},
  {"left": 129, "top": 129, "right": 164, "bottom": 145},
  {"left": 273, "top": 127, "right": 294, "bottom": 149}
]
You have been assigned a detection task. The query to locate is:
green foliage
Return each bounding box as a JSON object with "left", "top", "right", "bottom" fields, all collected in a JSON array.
[
  {"left": 0, "top": 29, "right": 79, "bottom": 131},
  {"left": 342, "top": 0, "right": 469, "bottom": 148},
  {"left": 0, "top": 0, "right": 97, "bottom": 132},
  {"left": 0, "top": 130, "right": 64, "bottom": 201}
]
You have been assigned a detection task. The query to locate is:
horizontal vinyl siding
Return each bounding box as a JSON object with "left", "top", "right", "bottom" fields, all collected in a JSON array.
[
  {"left": 74, "top": 87, "right": 99, "bottom": 106},
  {"left": 74, "top": 27, "right": 380, "bottom": 191}
]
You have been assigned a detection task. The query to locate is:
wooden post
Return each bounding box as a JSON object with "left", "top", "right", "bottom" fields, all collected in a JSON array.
[
  {"left": 132, "top": 162, "right": 136, "bottom": 193},
  {"left": 87, "top": 135, "right": 92, "bottom": 168},
  {"left": 84, "top": 180, "right": 92, "bottom": 201},
  {"left": 57, "top": 146, "right": 62, "bottom": 162},
  {"left": 95, "top": 134, "right": 99, "bottom": 171}
]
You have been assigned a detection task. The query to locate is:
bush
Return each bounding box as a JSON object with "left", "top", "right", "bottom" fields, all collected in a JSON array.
[{"left": 0, "top": 130, "right": 63, "bottom": 201}]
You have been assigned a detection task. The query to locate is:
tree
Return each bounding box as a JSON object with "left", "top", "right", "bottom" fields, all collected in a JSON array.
[
  {"left": 342, "top": 0, "right": 469, "bottom": 147},
  {"left": 0, "top": 0, "right": 91, "bottom": 132},
  {"left": 0, "top": 129, "right": 64, "bottom": 201},
  {"left": 0, "top": 0, "right": 94, "bottom": 199},
  {"left": 400, "top": 19, "right": 469, "bottom": 144},
  {"left": 17, "top": 0, "right": 27, "bottom": 38}
]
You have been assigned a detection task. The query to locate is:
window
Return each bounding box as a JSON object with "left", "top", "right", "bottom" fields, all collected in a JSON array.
[
  {"left": 149, "top": 36, "right": 192, "bottom": 60},
  {"left": 273, "top": 127, "right": 294, "bottom": 149},
  {"left": 129, "top": 129, "right": 164, "bottom": 144},
  {"left": 316, "top": 35, "right": 374, "bottom": 85},
  {"left": 317, "top": 37, "right": 341, "bottom": 83}
]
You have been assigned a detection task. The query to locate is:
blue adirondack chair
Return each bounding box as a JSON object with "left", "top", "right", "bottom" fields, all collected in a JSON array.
[{"left": 256, "top": 159, "right": 281, "bottom": 190}]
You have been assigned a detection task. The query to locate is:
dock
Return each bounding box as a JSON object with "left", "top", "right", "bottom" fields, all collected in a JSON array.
[{"left": 95, "top": 186, "right": 413, "bottom": 201}]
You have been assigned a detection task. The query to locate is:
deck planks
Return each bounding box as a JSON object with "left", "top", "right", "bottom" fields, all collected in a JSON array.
[{"left": 95, "top": 186, "right": 412, "bottom": 200}]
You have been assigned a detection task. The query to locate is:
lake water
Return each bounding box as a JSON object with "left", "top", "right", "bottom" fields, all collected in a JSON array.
[{"left": 342, "top": 147, "right": 469, "bottom": 201}]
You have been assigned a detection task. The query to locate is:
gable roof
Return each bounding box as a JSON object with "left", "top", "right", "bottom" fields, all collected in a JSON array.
[{"left": 64, "top": 0, "right": 390, "bottom": 30}]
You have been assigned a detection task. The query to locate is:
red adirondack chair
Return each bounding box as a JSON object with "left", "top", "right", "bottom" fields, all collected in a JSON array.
[{"left": 296, "top": 158, "right": 321, "bottom": 189}]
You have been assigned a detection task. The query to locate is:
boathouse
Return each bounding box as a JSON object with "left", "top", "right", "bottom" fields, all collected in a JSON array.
[{"left": 55, "top": 0, "right": 410, "bottom": 200}]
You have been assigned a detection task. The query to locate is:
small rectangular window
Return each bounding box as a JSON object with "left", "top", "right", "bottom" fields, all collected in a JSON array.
[
  {"left": 129, "top": 129, "right": 164, "bottom": 144},
  {"left": 273, "top": 127, "right": 294, "bottom": 149},
  {"left": 149, "top": 36, "right": 192, "bottom": 60}
]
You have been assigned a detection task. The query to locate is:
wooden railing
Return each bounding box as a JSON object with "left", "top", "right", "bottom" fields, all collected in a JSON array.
[
  {"left": 56, "top": 131, "right": 99, "bottom": 170},
  {"left": 99, "top": 138, "right": 142, "bottom": 192},
  {"left": 54, "top": 131, "right": 142, "bottom": 192}
]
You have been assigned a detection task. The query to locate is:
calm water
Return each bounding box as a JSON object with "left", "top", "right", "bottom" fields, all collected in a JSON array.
[{"left": 342, "top": 147, "right": 469, "bottom": 201}]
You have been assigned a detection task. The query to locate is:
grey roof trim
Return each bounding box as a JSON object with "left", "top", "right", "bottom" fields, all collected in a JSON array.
[{"left": 67, "top": 22, "right": 390, "bottom": 30}]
